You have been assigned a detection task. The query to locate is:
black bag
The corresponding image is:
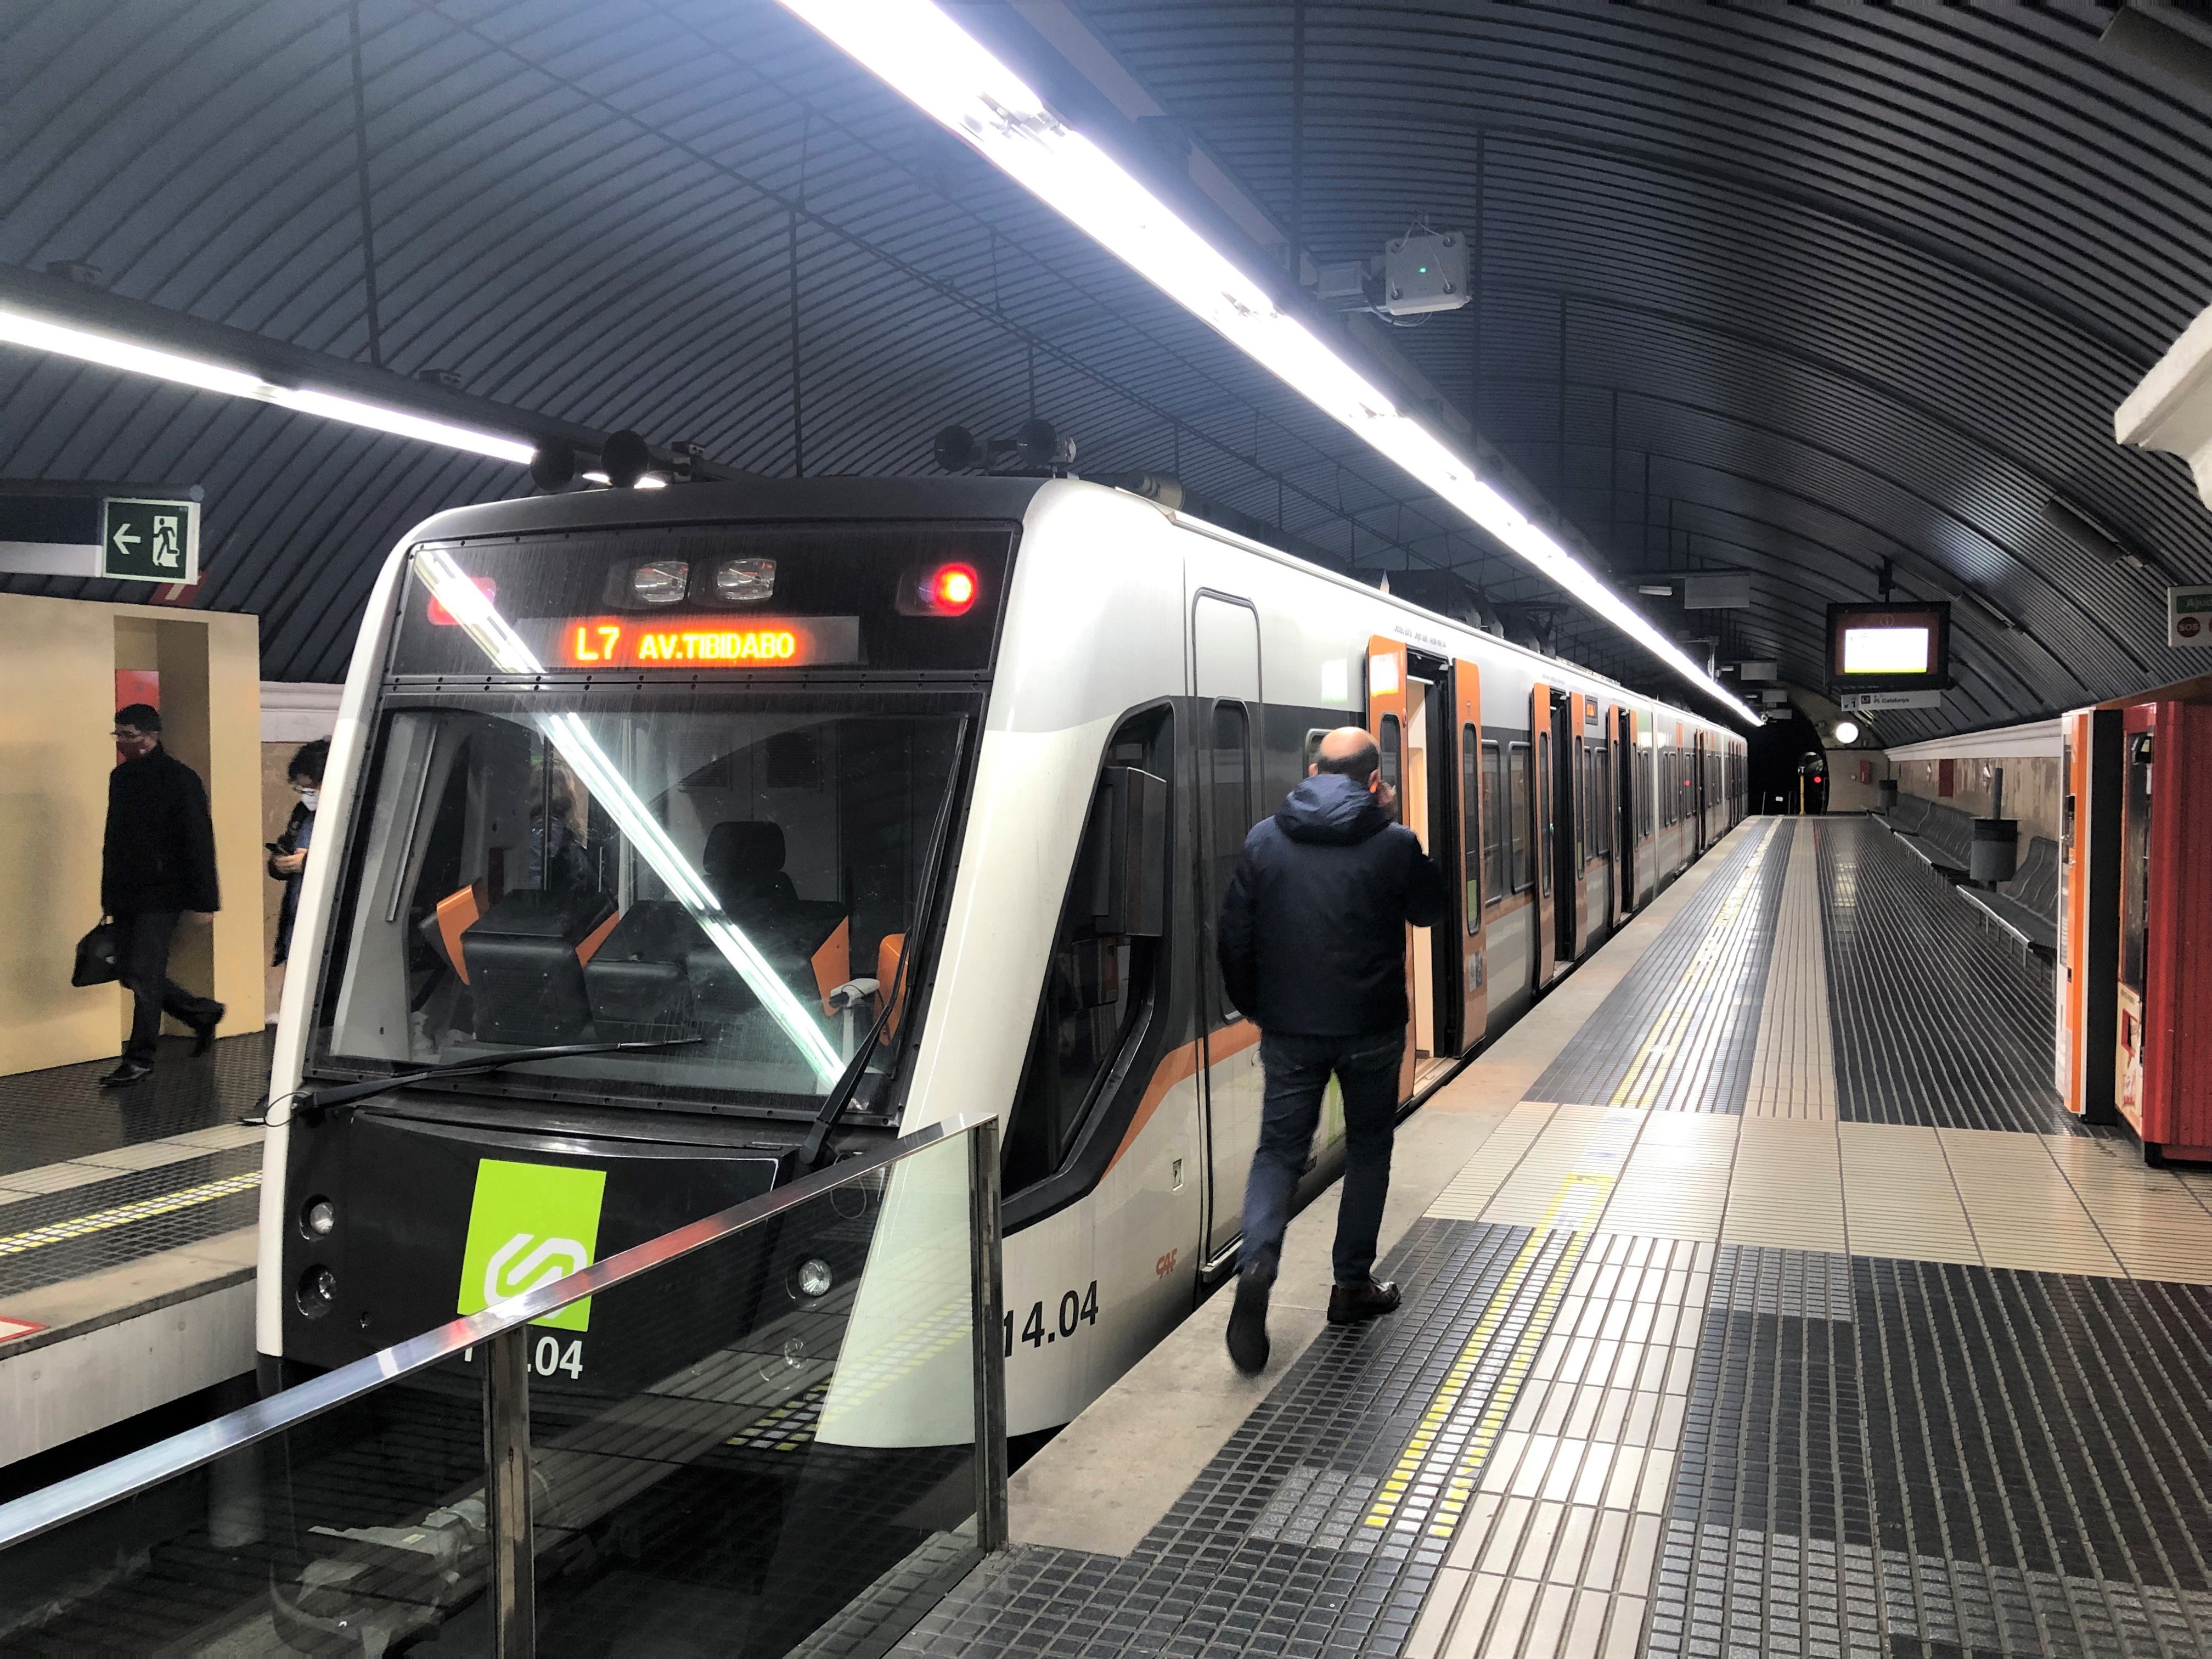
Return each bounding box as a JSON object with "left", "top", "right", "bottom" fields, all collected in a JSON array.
[{"left": 72, "top": 921, "right": 119, "bottom": 988}]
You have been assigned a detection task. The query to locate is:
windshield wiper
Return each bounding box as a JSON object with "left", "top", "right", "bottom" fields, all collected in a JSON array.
[{"left": 294, "top": 1037, "right": 701, "bottom": 1117}]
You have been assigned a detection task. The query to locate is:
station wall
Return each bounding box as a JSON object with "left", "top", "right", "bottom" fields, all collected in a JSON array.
[{"left": 0, "top": 594, "right": 264, "bottom": 1076}]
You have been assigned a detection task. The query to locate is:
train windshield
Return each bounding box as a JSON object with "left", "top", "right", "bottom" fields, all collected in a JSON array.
[{"left": 311, "top": 689, "right": 967, "bottom": 1110}]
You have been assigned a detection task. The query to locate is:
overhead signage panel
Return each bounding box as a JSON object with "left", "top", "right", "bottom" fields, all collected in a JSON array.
[
  {"left": 1840, "top": 689, "right": 1944, "bottom": 711},
  {"left": 2170, "top": 584, "right": 2212, "bottom": 645}
]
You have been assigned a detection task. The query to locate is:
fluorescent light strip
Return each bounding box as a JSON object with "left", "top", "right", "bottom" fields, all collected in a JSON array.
[
  {"left": 0, "top": 303, "right": 536, "bottom": 466},
  {"left": 776, "top": 0, "right": 1759, "bottom": 726},
  {"left": 415, "top": 548, "right": 846, "bottom": 1087}
]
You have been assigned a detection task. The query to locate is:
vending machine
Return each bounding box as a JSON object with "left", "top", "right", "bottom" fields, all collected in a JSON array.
[{"left": 2110, "top": 702, "right": 2212, "bottom": 1161}]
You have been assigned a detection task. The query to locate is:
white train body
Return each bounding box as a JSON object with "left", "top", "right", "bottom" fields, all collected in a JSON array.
[{"left": 258, "top": 476, "right": 1743, "bottom": 1437}]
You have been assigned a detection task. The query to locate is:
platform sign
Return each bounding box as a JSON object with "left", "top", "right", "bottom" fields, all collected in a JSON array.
[
  {"left": 1840, "top": 688, "right": 1943, "bottom": 711},
  {"left": 2170, "top": 584, "right": 2212, "bottom": 645},
  {"left": 101, "top": 497, "right": 199, "bottom": 585}
]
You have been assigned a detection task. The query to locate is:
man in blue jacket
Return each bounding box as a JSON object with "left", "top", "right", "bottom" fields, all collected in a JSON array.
[{"left": 1217, "top": 725, "right": 1448, "bottom": 1374}]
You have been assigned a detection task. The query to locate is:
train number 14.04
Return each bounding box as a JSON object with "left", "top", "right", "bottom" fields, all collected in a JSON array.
[{"left": 1004, "top": 1281, "right": 1099, "bottom": 1356}]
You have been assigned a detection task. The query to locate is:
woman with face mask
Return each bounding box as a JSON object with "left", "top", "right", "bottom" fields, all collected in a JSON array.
[{"left": 269, "top": 738, "right": 329, "bottom": 966}]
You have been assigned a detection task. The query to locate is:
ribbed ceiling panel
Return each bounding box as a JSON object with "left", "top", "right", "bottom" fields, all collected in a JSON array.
[{"left": 2, "top": 0, "right": 2207, "bottom": 741}]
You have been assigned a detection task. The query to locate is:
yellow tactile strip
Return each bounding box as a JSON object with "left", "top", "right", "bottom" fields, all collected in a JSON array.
[
  {"left": 1407, "top": 1233, "right": 1710, "bottom": 1659},
  {"left": 0, "top": 1171, "right": 261, "bottom": 1259}
]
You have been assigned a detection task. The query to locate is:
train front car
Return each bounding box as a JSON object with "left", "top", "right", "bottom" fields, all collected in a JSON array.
[{"left": 257, "top": 478, "right": 1043, "bottom": 1399}]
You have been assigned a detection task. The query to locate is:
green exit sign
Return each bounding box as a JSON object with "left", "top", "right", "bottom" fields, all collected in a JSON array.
[{"left": 102, "top": 498, "right": 199, "bottom": 584}]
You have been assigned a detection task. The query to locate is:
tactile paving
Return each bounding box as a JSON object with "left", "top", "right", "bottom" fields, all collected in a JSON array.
[
  {"left": 0, "top": 1030, "right": 271, "bottom": 1178},
  {"left": 1527, "top": 824, "right": 1791, "bottom": 1115},
  {"left": 1650, "top": 1244, "right": 2212, "bottom": 1657},
  {"left": 1818, "top": 819, "right": 2078, "bottom": 1134},
  {"left": 0, "top": 1145, "right": 261, "bottom": 1297}
]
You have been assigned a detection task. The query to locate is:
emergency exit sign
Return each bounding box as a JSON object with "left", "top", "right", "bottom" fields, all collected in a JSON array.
[{"left": 101, "top": 498, "right": 199, "bottom": 585}]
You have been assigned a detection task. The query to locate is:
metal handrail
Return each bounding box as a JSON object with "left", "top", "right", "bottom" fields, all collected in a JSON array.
[{"left": 0, "top": 1112, "right": 995, "bottom": 1552}]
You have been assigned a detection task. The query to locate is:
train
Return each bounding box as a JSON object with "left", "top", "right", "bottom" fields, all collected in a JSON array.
[{"left": 257, "top": 472, "right": 1748, "bottom": 1439}]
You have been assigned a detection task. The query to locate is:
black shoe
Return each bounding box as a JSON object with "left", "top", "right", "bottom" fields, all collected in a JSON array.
[
  {"left": 1226, "top": 1268, "right": 1273, "bottom": 1375},
  {"left": 99, "top": 1060, "right": 154, "bottom": 1089},
  {"left": 190, "top": 1007, "right": 226, "bottom": 1057},
  {"left": 1327, "top": 1279, "right": 1402, "bottom": 1325}
]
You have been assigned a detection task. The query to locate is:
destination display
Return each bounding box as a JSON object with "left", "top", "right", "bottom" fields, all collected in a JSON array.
[{"left": 554, "top": 614, "right": 862, "bottom": 668}]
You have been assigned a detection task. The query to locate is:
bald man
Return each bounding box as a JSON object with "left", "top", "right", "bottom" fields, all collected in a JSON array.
[{"left": 1217, "top": 725, "right": 1448, "bottom": 1374}]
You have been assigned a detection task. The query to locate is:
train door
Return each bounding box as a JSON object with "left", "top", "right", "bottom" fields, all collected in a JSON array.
[
  {"left": 1530, "top": 681, "right": 1557, "bottom": 987},
  {"left": 1194, "top": 592, "right": 1264, "bottom": 1264},
  {"left": 1612, "top": 706, "right": 1637, "bottom": 917},
  {"left": 1366, "top": 637, "right": 1418, "bottom": 1100},
  {"left": 1692, "top": 731, "right": 1709, "bottom": 852},
  {"left": 1549, "top": 690, "right": 1577, "bottom": 969},
  {"left": 1564, "top": 691, "right": 1591, "bottom": 959},
  {"left": 1455, "top": 659, "right": 1490, "bottom": 1048},
  {"left": 1408, "top": 649, "right": 1464, "bottom": 1077},
  {"left": 1590, "top": 701, "right": 1616, "bottom": 938}
]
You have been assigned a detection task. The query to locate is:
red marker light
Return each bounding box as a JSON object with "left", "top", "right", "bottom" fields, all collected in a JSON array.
[
  {"left": 930, "top": 564, "right": 978, "bottom": 615},
  {"left": 427, "top": 575, "right": 496, "bottom": 626}
]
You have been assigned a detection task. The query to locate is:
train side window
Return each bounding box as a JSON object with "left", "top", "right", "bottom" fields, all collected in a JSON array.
[
  {"left": 1574, "top": 744, "right": 1589, "bottom": 867},
  {"left": 1379, "top": 714, "right": 1403, "bottom": 819},
  {"left": 1481, "top": 740, "right": 1505, "bottom": 906},
  {"left": 1509, "top": 741, "right": 1533, "bottom": 892},
  {"left": 1205, "top": 700, "right": 1255, "bottom": 1014},
  {"left": 1535, "top": 733, "right": 1551, "bottom": 896},
  {"left": 1461, "top": 724, "right": 1482, "bottom": 924},
  {"left": 1004, "top": 706, "right": 1173, "bottom": 1194},
  {"left": 1594, "top": 744, "right": 1611, "bottom": 858}
]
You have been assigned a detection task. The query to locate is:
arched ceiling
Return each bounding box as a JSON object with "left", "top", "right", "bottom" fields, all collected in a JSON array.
[{"left": 4, "top": 0, "right": 2209, "bottom": 741}]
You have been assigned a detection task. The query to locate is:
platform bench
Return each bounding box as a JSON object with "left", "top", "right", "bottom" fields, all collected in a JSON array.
[{"left": 1961, "top": 835, "right": 2059, "bottom": 958}]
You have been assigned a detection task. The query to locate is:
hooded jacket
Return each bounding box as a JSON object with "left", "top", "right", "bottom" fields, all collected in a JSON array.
[
  {"left": 1217, "top": 771, "right": 1449, "bottom": 1037},
  {"left": 102, "top": 744, "right": 221, "bottom": 916}
]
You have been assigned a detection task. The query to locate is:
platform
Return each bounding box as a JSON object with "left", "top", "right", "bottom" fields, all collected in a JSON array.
[
  {"left": 0, "top": 1032, "right": 270, "bottom": 1469},
  {"left": 908, "top": 817, "right": 2212, "bottom": 1658}
]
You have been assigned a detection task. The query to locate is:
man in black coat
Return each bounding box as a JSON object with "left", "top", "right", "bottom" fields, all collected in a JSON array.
[
  {"left": 1217, "top": 726, "right": 1448, "bottom": 1373},
  {"left": 99, "top": 704, "right": 225, "bottom": 1087}
]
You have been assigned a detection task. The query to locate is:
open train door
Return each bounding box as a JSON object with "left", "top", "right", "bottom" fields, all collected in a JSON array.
[
  {"left": 1367, "top": 637, "right": 1418, "bottom": 1100},
  {"left": 1530, "top": 680, "right": 1557, "bottom": 987},
  {"left": 1455, "top": 659, "right": 1489, "bottom": 1048}
]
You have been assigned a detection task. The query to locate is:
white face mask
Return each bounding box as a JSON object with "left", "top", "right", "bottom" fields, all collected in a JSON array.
[{"left": 299, "top": 789, "right": 320, "bottom": 812}]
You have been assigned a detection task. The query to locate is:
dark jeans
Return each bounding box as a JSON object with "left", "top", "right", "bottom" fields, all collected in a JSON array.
[
  {"left": 1240, "top": 1026, "right": 1404, "bottom": 1287},
  {"left": 112, "top": 910, "right": 223, "bottom": 1064}
]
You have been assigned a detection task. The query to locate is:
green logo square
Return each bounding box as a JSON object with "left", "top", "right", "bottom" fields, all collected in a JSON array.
[{"left": 457, "top": 1160, "right": 607, "bottom": 1332}]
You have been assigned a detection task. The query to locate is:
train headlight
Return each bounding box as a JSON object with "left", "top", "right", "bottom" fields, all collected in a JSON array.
[
  {"left": 794, "top": 1257, "right": 835, "bottom": 1299},
  {"left": 296, "top": 1265, "right": 338, "bottom": 1318},
  {"left": 629, "top": 559, "right": 690, "bottom": 605},
  {"left": 302, "top": 1196, "right": 336, "bottom": 1238},
  {"left": 715, "top": 557, "right": 776, "bottom": 603}
]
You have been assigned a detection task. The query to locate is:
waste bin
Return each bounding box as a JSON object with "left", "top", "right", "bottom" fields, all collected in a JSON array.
[{"left": 1970, "top": 817, "right": 2018, "bottom": 884}]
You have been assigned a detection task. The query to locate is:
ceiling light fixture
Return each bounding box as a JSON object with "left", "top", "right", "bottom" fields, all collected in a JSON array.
[
  {"left": 0, "top": 303, "right": 536, "bottom": 466},
  {"left": 775, "top": 0, "right": 1759, "bottom": 725}
]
